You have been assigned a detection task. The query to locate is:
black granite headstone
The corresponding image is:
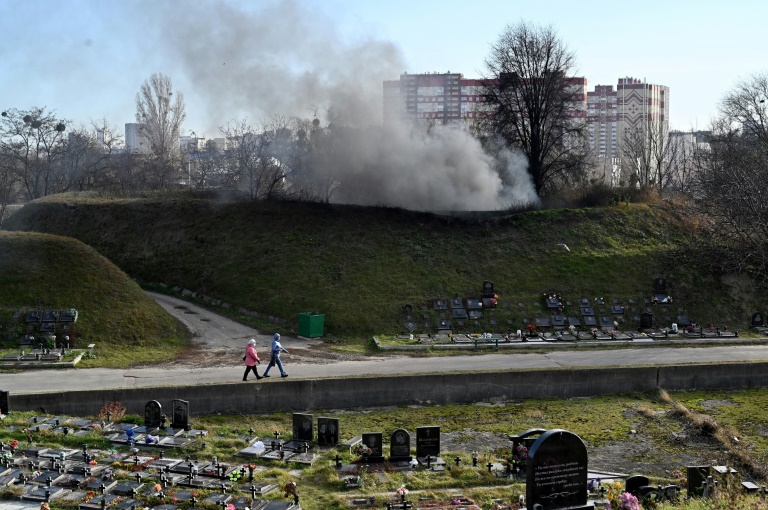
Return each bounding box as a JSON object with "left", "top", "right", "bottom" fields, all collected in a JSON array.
[
  {"left": 752, "top": 313, "right": 765, "bottom": 328},
  {"left": 482, "top": 280, "right": 494, "bottom": 298},
  {"left": 0, "top": 390, "right": 8, "bottom": 414},
  {"left": 292, "top": 413, "right": 313, "bottom": 442},
  {"left": 640, "top": 312, "right": 653, "bottom": 329},
  {"left": 415, "top": 426, "right": 440, "bottom": 459},
  {"left": 526, "top": 429, "right": 591, "bottom": 510},
  {"left": 389, "top": 428, "right": 412, "bottom": 462},
  {"left": 687, "top": 466, "right": 710, "bottom": 498},
  {"left": 144, "top": 400, "right": 162, "bottom": 428},
  {"left": 361, "top": 432, "right": 384, "bottom": 462},
  {"left": 171, "top": 399, "right": 189, "bottom": 430},
  {"left": 316, "top": 417, "right": 339, "bottom": 447},
  {"left": 654, "top": 277, "right": 667, "bottom": 292}
]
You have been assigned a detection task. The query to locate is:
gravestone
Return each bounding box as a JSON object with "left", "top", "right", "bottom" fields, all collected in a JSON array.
[
  {"left": 361, "top": 432, "right": 384, "bottom": 462},
  {"left": 582, "top": 316, "right": 597, "bottom": 327},
  {"left": 546, "top": 298, "right": 561, "bottom": 310},
  {"left": 388, "top": 428, "right": 412, "bottom": 462},
  {"left": 292, "top": 413, "right": 314, "bottom": 442},
  {"left": 751, "top": 313, "right": 765, "bottom": 328},
  {"left": 317, "top": 417, "right": 339, "bottom": 447},
  {"left": 551, "top": 315, "right": 566, "bottom": 328},
  {"left": 526, "top": 429, "right": 592, "bottom": 510},
  {"left": 433, "top": 300, "right": 448, "bottom": 311},
  {"left": 144, "top": 400, "right": 162, "bottom": 429},
  {"left": 0, "top": 390, "right": 8, "bottom": 415},
  {"left": 437, "top": 320, "right": 451, "bottom": 331},
  {"left": 687, "top": 466, "right": 710, "bottom": 498},
  {"left": 467, "top": 299, "right": 482, "bottom": 310},
  {"left": 580, "top": 306, "right": 595, "bottom": 317},
  {"left": 171, "top": 400, "right": 189, "bottom": 430},
  {"left": 450, "top": 298, "right": 464, "bottom": 309},
  {"left": 626, "top": 475, "right": 650, "bottom": 496},
  {"left": 640, "top": 312, "right": 653, "bottom": 329},
  {"left": 451, "top": 308, "right": 468, "bottom": 320},
  {"left": 416, "top": 426, "right": 440, "bottom": 460},
  {"left": 482, "top": 280, "right": 494, "bottom": 298},
  {"left": 654, "top": 277, "right": 667, "bottom": 292}
]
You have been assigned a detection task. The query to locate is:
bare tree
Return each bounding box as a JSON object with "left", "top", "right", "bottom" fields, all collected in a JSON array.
[
  {"left": 482, "top": 21, "right": 588, "bottom": 195},
  {"left": 135, "top": 73, "right": 186, "bottom": 178},
  {"left": 619, "top": 117, "right": 680, "bottom": 192},
  {"left": 58, "top": 120, "right": 120, "bottom": 192},
  {"left": 0, "top": 108, "right": 67, "bottom": 200},
  {"left": 0, "top": 154, "right": 21, "bottom": 226},
  {"left": 692, "top": 72, "right": 768, "bottom": 282}
]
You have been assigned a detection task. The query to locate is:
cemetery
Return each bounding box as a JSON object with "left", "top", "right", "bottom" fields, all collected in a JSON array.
[
  {"left": 0, "top": 308, "right": 90, "bottom": 367},
  {"left": 386, "top": 279, "right": 745, "bottom": 350},
  {"left": 1, "top": 389, "right": 768, "bottom": 510}
]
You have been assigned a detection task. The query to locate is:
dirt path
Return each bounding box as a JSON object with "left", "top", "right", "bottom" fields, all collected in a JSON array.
[{"left": 147, "top": 291, "right": 375, "bottom": 368}]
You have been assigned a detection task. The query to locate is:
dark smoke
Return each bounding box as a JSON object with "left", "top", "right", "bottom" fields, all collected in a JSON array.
[{"left": 140, "top": 0, "right": 537, "bottom": 210}]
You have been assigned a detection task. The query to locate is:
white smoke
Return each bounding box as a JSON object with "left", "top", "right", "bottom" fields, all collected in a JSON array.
[{"left": 139, "top": 0, "right": 538, "bottom": 211}]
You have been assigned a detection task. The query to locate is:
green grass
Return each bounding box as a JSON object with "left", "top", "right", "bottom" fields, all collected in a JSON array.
[
  {"left": 5, "top": 194, "right": 768, "bottom": 349},
  {"left": 0, "top": 231, "right": 190, "bottom": 366}
]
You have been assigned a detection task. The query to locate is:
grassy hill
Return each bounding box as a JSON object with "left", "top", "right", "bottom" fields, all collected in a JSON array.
[
  {"left": 5, "top": 193, "right": 765, "bottom": 339},
  {"left": 0, "top": 230, "right": 190, "bottom": 366}
]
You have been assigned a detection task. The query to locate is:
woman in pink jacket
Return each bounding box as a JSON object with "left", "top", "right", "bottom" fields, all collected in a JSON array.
[{"left": 242, "top": 339, "right": 263, "bottom": 381}]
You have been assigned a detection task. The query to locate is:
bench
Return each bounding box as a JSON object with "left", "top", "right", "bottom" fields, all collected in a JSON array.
[
  {"left": 474, "top": 337, "right": 500, "bottom": 350},
  {"left": 342, "top": 435, "right": 362, "bottom": 454}
]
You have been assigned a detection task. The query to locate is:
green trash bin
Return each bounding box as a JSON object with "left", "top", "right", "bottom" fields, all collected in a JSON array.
[{"left": 298, "top": 312, "right": 325, "bottom": 338}]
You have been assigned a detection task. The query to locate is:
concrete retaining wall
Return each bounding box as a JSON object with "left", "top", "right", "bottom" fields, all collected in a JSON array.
[{"left": 9, "top": 363, "right": 768, "bottom": 417}]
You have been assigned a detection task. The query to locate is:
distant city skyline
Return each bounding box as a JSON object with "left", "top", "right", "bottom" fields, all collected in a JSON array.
[{"left": 2, "top": 0, "right": 766, "bottom": 138}]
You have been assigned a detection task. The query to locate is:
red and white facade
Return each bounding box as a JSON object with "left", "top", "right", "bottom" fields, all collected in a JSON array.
[
  {"left": 587, "top": 77, "right": 669, "bottom": 158},
  {"left": 384, "top": 72, "right": 587, "bottom": 127}
]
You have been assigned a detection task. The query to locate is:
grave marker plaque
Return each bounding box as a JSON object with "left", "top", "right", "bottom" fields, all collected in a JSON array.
[
  {"left": 640, "top": 312, "right": 653, "bottom": 329},
  {"left": 389, "top": 428, "right": 412, "bottom": 462},
  {"left": 143, "top": 400, "right": 162, "bottom": 429},
  {"left": 752, "top": 313, "right": 765, "bottom": 328},
  {"left": 416, "top": 426, "right": 440, "bottom": 459},
  {"left": 316, "top": 417, "right": 339, "bottom": 447},
  {"left": 292, "top": 413, "right": 313, "bottom": 442},
  {"left": 0, "top": 390, "right": 8, "bottom": 414},
  {"left": 526, "top": 429, "right": 591, "bottom": 510},
  {"left": 361, "top": 432, "right": 384, "bottom": 462},
  {"left": 171, "top": 399, "right": 189, "bottom": 430}
]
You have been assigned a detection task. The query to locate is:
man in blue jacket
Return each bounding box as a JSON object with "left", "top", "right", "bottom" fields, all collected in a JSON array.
[{"left": 263, "top": 333, "right": 289, "bottom": 378}]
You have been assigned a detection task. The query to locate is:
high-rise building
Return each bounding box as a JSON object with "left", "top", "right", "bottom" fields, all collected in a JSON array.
[
  {"left": 587, "top": 77, "right": 669, "bottom": 159},
  {"left": 383, "top": 72, "right": 494, "bottom": 125},
  {"left": 384, "top": 71, "right": 587, "bottom": 127},
  {"left": 125, "top": 123, "right": 149, "bottom": 153}
]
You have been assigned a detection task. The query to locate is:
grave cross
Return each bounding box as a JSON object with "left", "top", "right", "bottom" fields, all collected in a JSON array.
[
  {"left": 159, "top": 450, "right": 164, "bottom": 459},
  {"left": 251, "top": 485, "right": 257, "bottom": 499},
  {"left": 219, "top": 482, "right": 227, "bottom": 493},
  {"left": 63, "top": 427, "right": 69, "bottom": 436},
  {"left": 472, "top": 453, "right": 478, "bottom": 467},
  {"left": 425, "top": 456, "right": 432, "bottom": 469},
  {"left": 135, "top": 473, "right": 142, "bottom": 483},
  {"left": 191, "top": 496, "right": 197, "bottom": 507},
  {"left": 44, "top": 488, "right": 50, "bottom": 502},
  {"left": 454, "top": 456, "right": 461, "bottom": 467},
  {"left": 273, "top": 431, "right": 281, "bottom": 441},
  {"left": 333, "top": 454, "right": 342, "bottom": 469},
  {"left": 220, "top": 501, "right": 227, "bottom": 510},
  {"left": 46, "top": 476, "right": 52, "bottom": 487},
  {"left": 99, "top": 483, "right": 106, "bottom": 495},
  {"left": 248, "top": 427, "right": 254, "bottom": 436},
  {"left": 487, "top": 461, "right": 493, "bottom": 473}
]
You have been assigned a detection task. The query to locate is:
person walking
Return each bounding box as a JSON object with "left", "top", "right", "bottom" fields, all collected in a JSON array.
[
  {"left": 263, "top": 333, "right": 289, "bottom": 378},
  {"left": 242, "top": 339, "right": 262, "bottom": 381}
]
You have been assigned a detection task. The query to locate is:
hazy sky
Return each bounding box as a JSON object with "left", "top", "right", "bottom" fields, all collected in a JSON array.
[{"left": 2, "top": 0, "right": 766, "bottom": 137}]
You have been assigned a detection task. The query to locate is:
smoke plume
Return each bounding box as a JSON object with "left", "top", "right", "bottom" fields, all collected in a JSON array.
[{"left": 142, "top": 0, "right": 537, "bottom": 211}]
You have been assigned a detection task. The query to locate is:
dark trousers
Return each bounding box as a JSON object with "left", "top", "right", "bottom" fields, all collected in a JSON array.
[{"left": 243, "top": 365, "right": 260, "bottom": 380}]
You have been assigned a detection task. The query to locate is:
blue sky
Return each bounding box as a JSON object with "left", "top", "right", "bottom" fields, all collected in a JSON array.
[{"left": 2, "top": 0, "right": 766, "bottom": 137}]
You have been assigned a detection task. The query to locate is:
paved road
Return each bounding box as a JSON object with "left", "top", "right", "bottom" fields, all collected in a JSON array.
[{"left": 2, "top": 293, "right": 768, "bottom": 394}]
